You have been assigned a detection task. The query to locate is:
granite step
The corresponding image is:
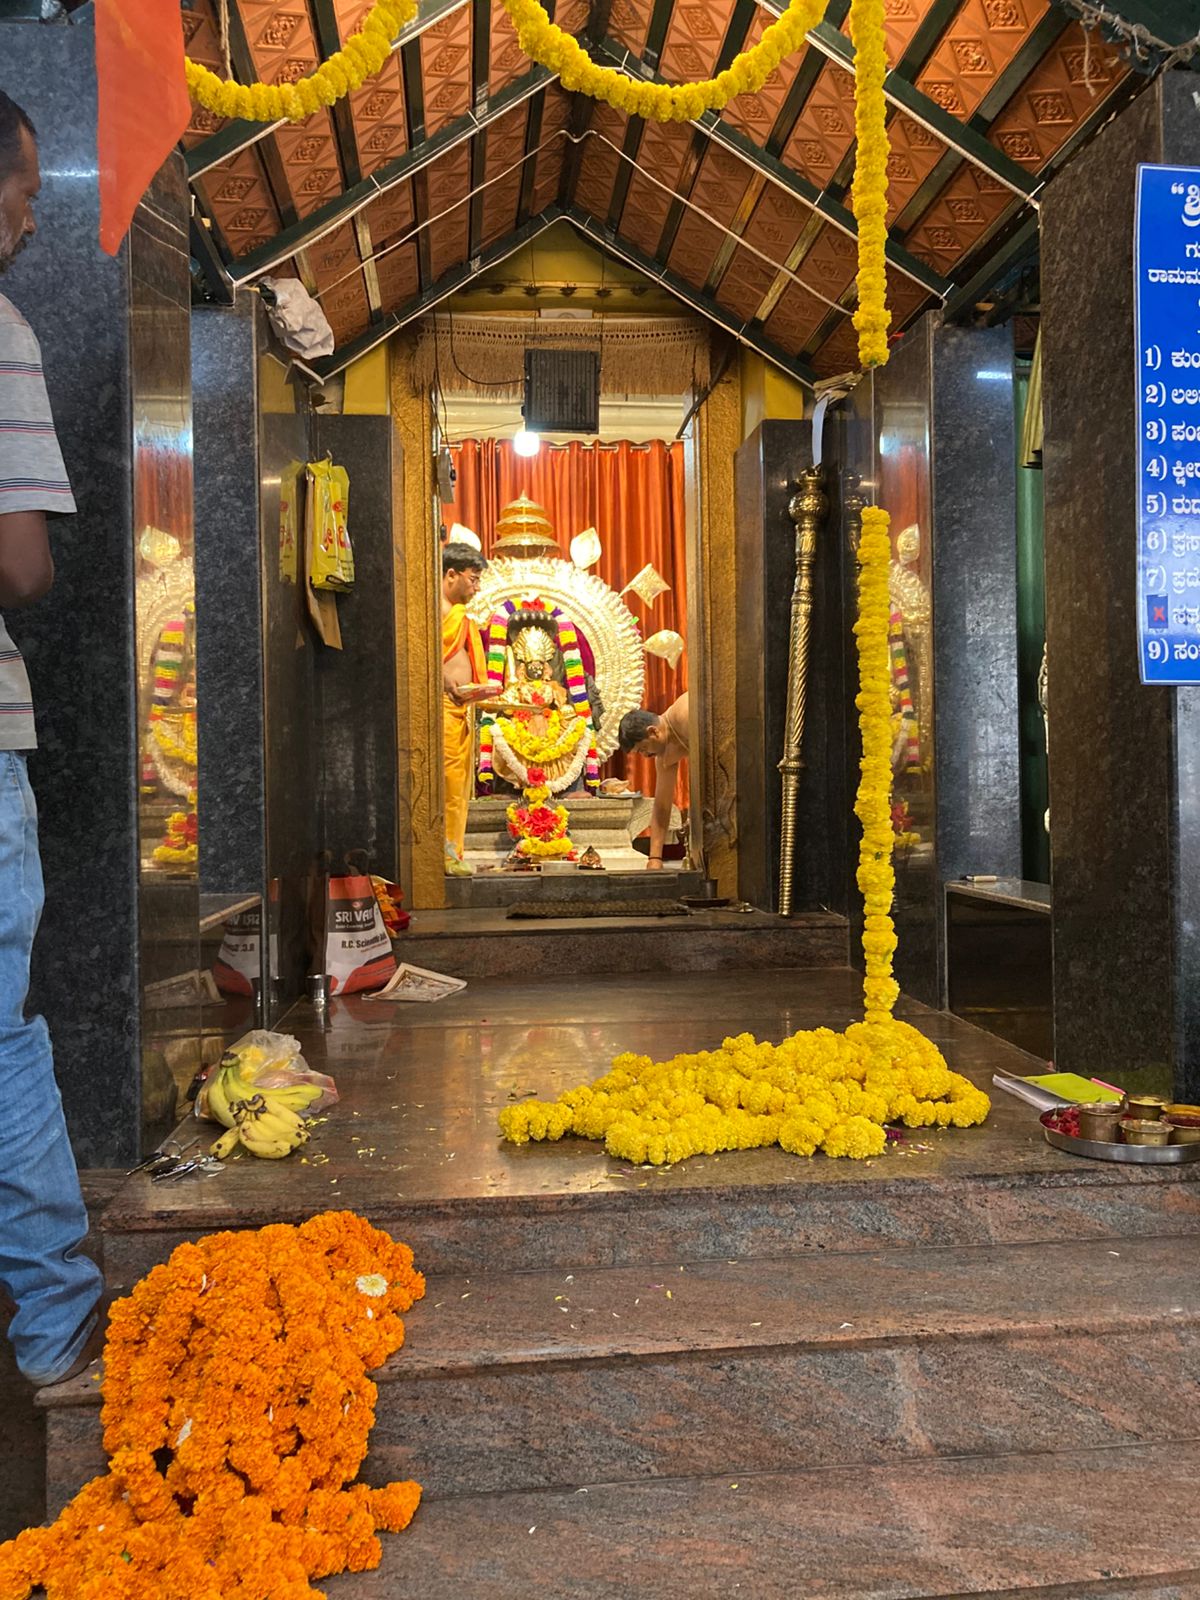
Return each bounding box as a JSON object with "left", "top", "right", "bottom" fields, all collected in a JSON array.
[
  {"left": 393, "top": 906, "right": 848, "bottom": 978},
  {"left": 100, "top": 1137, "right": 1200, "bottom": 1287},
  {"left": 321, "top": 1440, "right": 1200, "bottom": 1599},
  {"left": 41, "top": 1234, "right": 1200, "bottom": 1513},
  {"left": 444, "top": 866, "right": 706, "bottom": 909}
]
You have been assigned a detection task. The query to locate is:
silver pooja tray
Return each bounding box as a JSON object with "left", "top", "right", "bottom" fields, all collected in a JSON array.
[{"left": 1040, "top": 1111, "right": 1200, "bottom": 1165}]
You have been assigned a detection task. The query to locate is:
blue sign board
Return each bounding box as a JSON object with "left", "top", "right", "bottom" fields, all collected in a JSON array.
[{"left": 1136, "top": 164, "right": 1200, "bottom": 684}]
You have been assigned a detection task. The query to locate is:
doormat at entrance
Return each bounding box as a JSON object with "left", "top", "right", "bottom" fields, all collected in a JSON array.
[{"left": 506, "top": 899, "right": 691, "bottom": 919}]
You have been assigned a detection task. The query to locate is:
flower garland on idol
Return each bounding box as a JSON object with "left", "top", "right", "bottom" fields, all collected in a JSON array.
[
  {"left": 497, "top": 514, "right": 991, "bottom": 1162},
  {"left": 0, "top": 1213, "right": 425, "bottom": 1600},
  {"left": 507, "top": 767, "right": 576, "bottom": 861}
]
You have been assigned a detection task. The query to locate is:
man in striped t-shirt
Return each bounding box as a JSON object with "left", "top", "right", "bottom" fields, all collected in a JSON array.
[{"left": 0, "top": 90, "right": 103, "bottom": 1387}]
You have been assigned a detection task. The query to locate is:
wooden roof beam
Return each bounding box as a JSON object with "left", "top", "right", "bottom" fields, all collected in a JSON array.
[
  {"left": 594, "top": 38, "right": 947, "bottom": 297},
  {"left": 186, "top": 0, "right": 473, "bottom": 181},
  {"left": 564, "top": 203, "right": 817, "bottom": 388},
  {"left": 311, "top": 205, "right": 566, "bottom": 378},
  {"left": 226, "top": 65, "right": 557, "bottom": 283}
]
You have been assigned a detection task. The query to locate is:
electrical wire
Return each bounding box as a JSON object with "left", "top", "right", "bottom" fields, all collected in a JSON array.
[
  {"left": 312, "top": 127, "right": 855, "bottom": 321},
  {"left": 1059, "top": 0, "right": 1200, "bottom": 70}
]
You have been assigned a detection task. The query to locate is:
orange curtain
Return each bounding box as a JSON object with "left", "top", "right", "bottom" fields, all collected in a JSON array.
[{"left": 443, "top": 438, "right": 688, "bottom": 807}]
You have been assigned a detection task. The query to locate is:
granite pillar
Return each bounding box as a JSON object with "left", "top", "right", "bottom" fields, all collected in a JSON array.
[
  {"left": 825, "top": 313, "right": 1021, "bottom": 1009},
  {"left": 312, "top": 413, "right": 399, "bottom": 880},
  {"left": 930, "top": 321, "right": 1021, "bottom": 892},
  {"left": 258, "top": 338, "right": 318, "bottom": 1023},
  {"left": 1041, "top": 72, "right": 1200, "bottom": 1096},
  {"left": 193, "top": 298, "right": 266, "bottom": 897},
  {"left": 735, "top": 421, "right": 812, "bottom": 912},
  {"left": 0, "top": 16, "right": 197, "bottom": 1163}
]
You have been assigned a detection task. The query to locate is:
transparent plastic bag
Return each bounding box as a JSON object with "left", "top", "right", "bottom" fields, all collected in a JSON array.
[{"left": 195, "top": 1029, "right": 338, "bottom": 1121}]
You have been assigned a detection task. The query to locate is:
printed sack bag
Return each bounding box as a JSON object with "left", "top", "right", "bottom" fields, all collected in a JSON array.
[
  {"left": 325, "top": 874, "right": 397, "bottom": 994},
  {"left": 212, "top": 907, "right": 261, "bottom": 997}
]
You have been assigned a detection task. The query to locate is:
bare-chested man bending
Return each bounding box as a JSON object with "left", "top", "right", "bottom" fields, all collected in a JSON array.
[{"left": 617, "top": 692, "right": 689, "bottom": 871}]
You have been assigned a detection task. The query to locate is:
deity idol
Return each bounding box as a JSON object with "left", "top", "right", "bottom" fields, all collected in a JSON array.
[
  {"left": 888, "top": 523, "right": 932, "bottom": 774},
  {"left": 478, "top": 609, "right": 596, "bottom": 794}
]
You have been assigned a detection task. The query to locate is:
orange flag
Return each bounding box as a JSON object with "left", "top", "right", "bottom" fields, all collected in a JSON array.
[{"left": 95, "top": 0, "right": 191, "bottom": 255}]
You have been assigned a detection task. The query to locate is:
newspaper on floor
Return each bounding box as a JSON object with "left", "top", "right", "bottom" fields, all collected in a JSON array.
[{"left": 365, "top": 962, "right": 467, "bottom": 1003}]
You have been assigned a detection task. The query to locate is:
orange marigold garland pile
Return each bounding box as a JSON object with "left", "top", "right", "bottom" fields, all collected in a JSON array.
[{"left": 0, "top": 1213, "right": 425, "bottom": 1600}]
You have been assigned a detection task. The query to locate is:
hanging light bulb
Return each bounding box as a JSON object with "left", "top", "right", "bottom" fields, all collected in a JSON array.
[{"left": 513, "top": 428, "right": 541, "bottom": 458}]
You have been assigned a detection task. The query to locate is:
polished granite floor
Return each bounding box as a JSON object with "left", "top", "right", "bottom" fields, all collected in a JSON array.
[{"left": 107, "top": 965, "right": 1155, "bottom": 1236}]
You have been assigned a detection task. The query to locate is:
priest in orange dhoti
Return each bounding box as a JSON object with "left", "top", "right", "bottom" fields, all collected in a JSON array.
[{"left": 441, "top": 542, "right": 489, "bottom": 876}]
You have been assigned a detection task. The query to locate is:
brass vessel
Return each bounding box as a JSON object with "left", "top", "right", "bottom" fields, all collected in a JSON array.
[
  {"left": 1076, "top": 1103, "right": 1122, "bottom": 1143},
  {"left": 1125, "top": 1093, "right": 1168, "bottom": 1122},
  {"left": 1120, "top": 1117, "right": 1172, "bottom": 1147}
]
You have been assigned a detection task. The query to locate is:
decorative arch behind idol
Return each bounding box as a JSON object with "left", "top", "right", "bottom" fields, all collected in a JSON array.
[{"left": 444, "top": 438, "right": 689, "bottom": 803}]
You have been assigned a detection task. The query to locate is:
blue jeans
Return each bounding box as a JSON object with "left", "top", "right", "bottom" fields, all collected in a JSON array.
[{"left": 0, "top": 752, "right": 101, "bottom": 1383}]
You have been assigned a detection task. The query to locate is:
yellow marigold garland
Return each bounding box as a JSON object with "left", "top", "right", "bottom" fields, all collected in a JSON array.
[
  {"left": 498, "top": 502, "right": 991, "bottom": 1163},
  {"left": 499, "top": 0, "right": 892, "bottom": 371},
  {"left": 848, "top": 0, "right": 891, "bottom": 366},
  {"left": 0, "top": 1213, "right": 425, "bottom": 1600},
  {"left": 185, "top": 0, "right": 415, "bottom": 123},
  {"left": 499, "top": 1021, "right": 990, "bottom": 1165},
  {"left": 497, "top": 707, "right": 585, "bottom": 768},
  {"left": 499, "top": 0, "right": 825, "bottom": 122},
  {"left": 854, "top": 505, "right": 900, "bottom": 1038}
]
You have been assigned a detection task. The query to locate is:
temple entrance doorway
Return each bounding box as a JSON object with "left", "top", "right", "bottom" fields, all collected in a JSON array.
[{"left": 436, "top": 387, "right": 703, "bottom": 909}]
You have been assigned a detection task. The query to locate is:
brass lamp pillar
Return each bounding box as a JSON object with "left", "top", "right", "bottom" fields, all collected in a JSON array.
[{"left": 777, "top": 466, "right": 828, "bottom": 917}]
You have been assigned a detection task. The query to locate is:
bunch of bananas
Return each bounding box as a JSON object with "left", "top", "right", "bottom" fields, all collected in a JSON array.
[
  {"left": 210, "top": 1093, "right": 313, "bottom": 1161},
  {"left": 202, "top": 1044, "right": 324, "bottom": 1161}
]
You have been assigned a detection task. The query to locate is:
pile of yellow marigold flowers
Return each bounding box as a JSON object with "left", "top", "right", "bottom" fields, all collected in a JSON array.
[
  {"left": 499, "top": 1019, "right": 990, "bottom": 1165},
  {"left": 0, "top": 1213, "right": 425, "bottom": 1600},
  {"left": 499, "top": 495, "right": 992, "bottom": 1166}
]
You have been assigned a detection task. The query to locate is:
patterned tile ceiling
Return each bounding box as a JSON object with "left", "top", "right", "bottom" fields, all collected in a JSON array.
[{"left": 182, "top": 0, "right": 1146, "bottom": 380}]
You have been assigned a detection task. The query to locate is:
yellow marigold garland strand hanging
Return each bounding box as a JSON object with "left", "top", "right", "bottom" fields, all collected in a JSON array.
[
  {"left": 497, "top": 0, "right": 892, "bottom": 370},
  {"left": 848, "top": 0, "right": 891, "bottom": 365},
  {"left": 185, "top": 0, "right": 415, "bottom": 123},
  {"left": 497, "top": 499, "right": 990, "bottom": 1165},
  {"left": 499, "top": 0, "right": 825, "bottom": 121},
  {"left": 854, "top": 505, "right": 900, "bottom": 1038}
]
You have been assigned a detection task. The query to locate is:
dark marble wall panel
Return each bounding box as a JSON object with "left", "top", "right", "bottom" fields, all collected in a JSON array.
[
  {"left": 930, "top": 322, "right": 1021, "bottom": 891},
  {"left": 193, "top": 300, "right": 266, "bottom": 897},
  {"left": 1176, "top": 685, "right": 1200, "bottom": 1101},
  {"left": 1040, "top": 79, "right": 1184, "bottom": 1084},
  {"left": 874, "top": 323, "right": 939, "bottom": 1007},
  {"left": 313, "top": 414, "right": 398, "bottom": 880},
  {"left": 0, "top": 19, "right": 194, "bottom": 1163},
  {"left": 735, "top": 422, "right": 810, "bottom": 911},
  {"left": 259, "top": 351, "right": 317, "bottom": 1022},
  {"left": 823, "top": 373, "right": 877, "bottom": 944},
  {"left": 128, "top": 157, "right": 201, "bottom": 1151},
  {"left": 734, "top": 420, "right": 849, "bottom": 915}
]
